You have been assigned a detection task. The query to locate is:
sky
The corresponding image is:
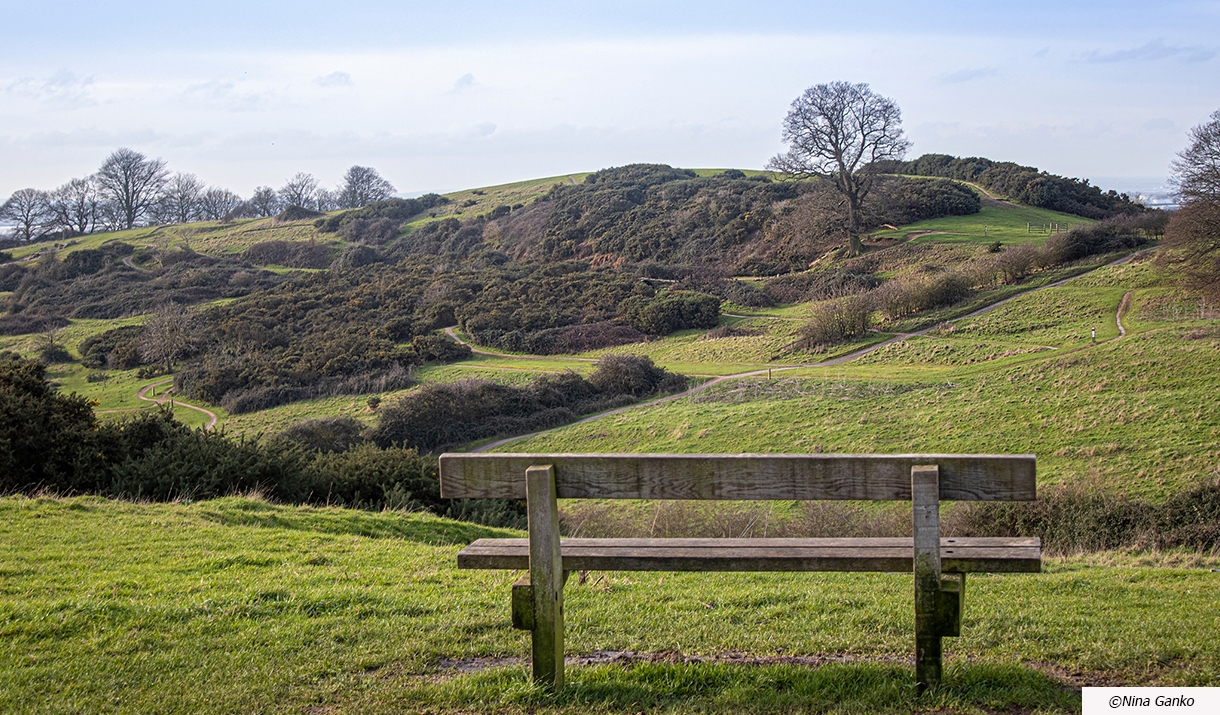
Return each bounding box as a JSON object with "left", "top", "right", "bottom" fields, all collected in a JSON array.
[{"left": 1, "top": 1, "right": 1218, "bottom": 198}]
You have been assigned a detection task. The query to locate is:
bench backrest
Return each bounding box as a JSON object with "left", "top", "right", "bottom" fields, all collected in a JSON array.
[{"left": 438, "top": 453, "right": 1036, "bottom": 502}]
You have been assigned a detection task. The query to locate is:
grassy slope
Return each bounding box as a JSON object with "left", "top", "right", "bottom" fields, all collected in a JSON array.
[
  {"left": 870, "top": 201, "right": 1090, "bottom": 246},
  {"left": 497, "top": 259, "right": 1220, "bottom": 500},
  {"left": 2, "top": 495, "right": 1217, "bottom": 715}
]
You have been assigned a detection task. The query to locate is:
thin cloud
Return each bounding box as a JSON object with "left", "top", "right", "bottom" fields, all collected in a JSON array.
[
  {"left": 452, "top": 73, "right": 477, "bottom": 92},
  {"left": 5, "top": 69, "right": 96, "bottom": 109},
  {"left": 941, "top": 67, "right": 997, "bottom": 84},
  {"left": 1083, "top": 38, "right": 1215, "bottom": 63},
  {"left": 314, "top": 71, "right": 353, "bottom": 87}
]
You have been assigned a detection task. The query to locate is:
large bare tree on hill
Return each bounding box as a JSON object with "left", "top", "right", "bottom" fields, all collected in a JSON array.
[
  {"left": 767, "top": 81, "right": 910, "bottom": 256},
  {"left": 1164, "top": 109, "right": 1220, "bottom": 302},
  {"left": 95, "top": 148, "right": 169, "bottom": 229},
  {"left": 1171, "top": 109, "right": 1220, "bottom": 204}
]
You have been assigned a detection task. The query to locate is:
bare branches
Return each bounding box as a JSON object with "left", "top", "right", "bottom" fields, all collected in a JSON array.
[
  {"left": 767, "top": 81, "right": 910, "bottom": 255},
  {"left": 1171, "top": 109, "right": 1220, "bottom": 204},
  {"left": 278, "top": 172, "right": 320, "bottom": 210},
  {"left": 339, "top": 166, "right": 396, "bottom": 209},
  {"left": 0, "top": 188, "right": 51, "bottom": 241},
  {"left": 95, "top": 148, "right": 169, "bottom": 230}
]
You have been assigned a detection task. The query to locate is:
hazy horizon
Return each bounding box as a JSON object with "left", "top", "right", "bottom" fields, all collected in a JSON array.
[{"left": 3, "top": 1, "right": 1217, "bottom": 198}]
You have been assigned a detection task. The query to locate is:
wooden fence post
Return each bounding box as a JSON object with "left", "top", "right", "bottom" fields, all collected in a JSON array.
[
  {"left": 526, "top": 464, "right": 564, "bottom": 689},
  {"left": 912, "top": 464, "right": 942, "bottom": 694}
]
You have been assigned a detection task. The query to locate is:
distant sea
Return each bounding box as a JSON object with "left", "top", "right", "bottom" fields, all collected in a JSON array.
[{"left": 1093, "top": 176, "right": 1179, "bottom": 210}]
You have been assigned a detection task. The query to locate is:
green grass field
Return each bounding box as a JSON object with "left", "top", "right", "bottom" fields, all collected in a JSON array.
[
  {"left": 870, "top": 201, "right": 1091, "bottom": 246},
  {"left": 497, "top": 258, "right": 1220, "bottom": 500},
  {"left": 2, "top": 495, "right": 1216, "bottom": 714}
]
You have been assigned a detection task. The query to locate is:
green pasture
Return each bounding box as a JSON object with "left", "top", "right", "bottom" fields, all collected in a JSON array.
[
  {"left": 2, "top": 495, "right": 1217, "bottom": 714},
  {"left": 870, "top": 201, "right": 1091, "bottom": 246},
  {"left": 499, "top": 260, "right": 1220, "bottom": 500}
]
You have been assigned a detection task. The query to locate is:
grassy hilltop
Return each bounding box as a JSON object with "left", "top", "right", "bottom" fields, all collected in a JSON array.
[{"left": 1, "top": 160, "right": 1216, "bottom": 712}]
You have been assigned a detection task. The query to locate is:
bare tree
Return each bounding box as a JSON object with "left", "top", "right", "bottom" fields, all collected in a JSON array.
[
  {"left": 47, "top": 177, "right": 100, "bottom": 236},
  {"left": 767, "top": 81, "right": 910, "bottom": 255},
  {"left": 0, "top": 188, "right": 51, "bottom": 241},
  {"left": 249, "top": 186, "right": 281, "bottom": 217},
  {"left": 139, "top": 304, "right": 204, "bottom": 373},
  {"left": 315, "top": 187, "right": 340, "bottom": 212},
  {"left": 338, "top": 165, "right": 396, "bottom": 209},
  {"left": 95, "top": 148, "right": 170, "bottom": 229},
  {"left": 1171, "top": 109, "right": 1220, "bottom": 204},
  {"left": 278, "top": 172, "right": 319, "bottom": 209},
  {"left": 198, "top": 187, "right": 244, "bottom": 221},
  {"left": 1163, "top": 109, "right": 1220, "bottom": 302},
  {"left": 155, "top": 172, "right": 204, "bottom": 225}
]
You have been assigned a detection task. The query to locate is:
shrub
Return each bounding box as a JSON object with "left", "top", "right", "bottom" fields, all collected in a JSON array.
[
  {"left": 277, "top": 416, "right": 368, "bottom": 453},
  {"left": 588, "top": 353, "right": 686, "bottom": 398},
  {"left": 1044, "top": 217, "right": 1150, "bottom": 264},
  {"left": 0, "top": 353, "right": 105, "bottom": 493},
  {"left": 799, "top": 294, "right": 874, "bottom": 349},
  {"left": 0, "top": 314, "right": 70, "bottom": 336},
  {"left": 874, "top": 271, "right": 972, "bottom": 322},
  {"left": 242, "top": 240, "right": 334, "bottom": 269},
  {"left": 79, "top": 325, "right": 145, "bottom": 370},
  {"left": 619, "top": 290, "right": 720, "bottom": 335},
  {"left": 339, "top": 217, "right": 399, "bottom": 245},
  {"left": 373, "top": 358, "right": 687, "bottom": 452},
  {"left": 276, "top": 205, "right": 323, "bottom": 221},
  {"left": 330, "top": 244, "right": 383, "bottom": 269},
  {"left": 315, "top": 197, "right": 441, "bottom": 234},
  {"left": 951, "top": 478, "right": 1220, "bottom": 555},
  {"left": 764, "top": 270, "right": 879, "bottom": 304},
  {"left": 994, "top": 243, "right": 1044, "bottom": 284}
]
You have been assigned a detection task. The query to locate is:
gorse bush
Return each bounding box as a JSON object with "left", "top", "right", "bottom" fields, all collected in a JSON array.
[
  {"left": 242, "top": 240, "right": 335, "bottom": 269},
  {"left": 953, "top": 478, "right": 1220, "bottom": 554},
  {"left": 888, "top": 153, "right": 1146, "bottom": 219},
  {"left": 373, "top": 355, "right": 687, "bottom": 452},
  {"left": 618, "top": 290, "right": 720, "bottom": 336},
  {"left": 0, "top": 354, "right": 523, "bottom": 527}
]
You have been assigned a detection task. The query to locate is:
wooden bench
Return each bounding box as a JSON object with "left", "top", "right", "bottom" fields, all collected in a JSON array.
[{"left": 439, "top": 452, "right": 1040, "bottom": 693}]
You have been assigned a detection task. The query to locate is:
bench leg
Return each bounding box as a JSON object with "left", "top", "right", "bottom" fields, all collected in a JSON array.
[
  {"left": 526, "top": 464, "right": 564, "bottom": 689},
  {"left": 912, "top": 464, "right": 942, "bottom": 694}
]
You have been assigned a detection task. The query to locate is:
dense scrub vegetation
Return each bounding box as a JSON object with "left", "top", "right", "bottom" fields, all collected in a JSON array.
[
  {"left": 886, "top": 153, "right": 1147, "bottom": 219},
  {"left": 0, "top": 353, "right": 685, "bottom": 522},
  {"left": 375, "top": 354, "right": 687, "bottom": 452},
  {"left": 0, "top": 243, "right": 284, "bottom": 320},
  {"left": 383, "top": 165, "right": 980, "bottom": 278},
  {"left": 313, "top": 195, "right": 448, "bottom": 235},
  {"left": 0, "top": 353, "right": 519, "bottom": 524}
]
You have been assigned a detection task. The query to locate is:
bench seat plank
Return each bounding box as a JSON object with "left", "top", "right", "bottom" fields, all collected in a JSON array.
[{"left": 457, "top": 537, "right": 1041, "bottom": 574}]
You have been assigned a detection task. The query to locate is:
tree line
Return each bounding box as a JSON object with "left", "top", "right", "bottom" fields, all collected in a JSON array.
[{"left": 0, "top": 148, "right": 398, "bottom": 243}]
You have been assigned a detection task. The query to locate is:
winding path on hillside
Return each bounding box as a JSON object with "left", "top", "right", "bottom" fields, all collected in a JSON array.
[
  {"left": 128, "top": 378, "right": 219, "bottom": 431},
  {"left": 465, "top": 249, "right": 1150, "bottom": 452}
]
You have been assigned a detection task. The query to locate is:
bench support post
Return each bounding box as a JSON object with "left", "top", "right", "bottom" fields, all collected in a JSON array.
[
  {"left": 912, "top": 464, "right": 942, "bottom": 694},
  {"left": 526, "top": 464, "right": 564, "bottom": 689}
]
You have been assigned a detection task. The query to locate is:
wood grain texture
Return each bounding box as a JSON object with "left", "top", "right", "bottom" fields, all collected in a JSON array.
[
  {"left": 438, "top": 453, "right": 1036, "bottom": 501},
  {"left": 912, "top": 465, "right": 943, "bottom": 692},
  {"left": 456, "top": 537, "right": 1042, "bottom": 574},
  {"left": 526, "top": 465, "right": 564, "bottom": 689}
]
